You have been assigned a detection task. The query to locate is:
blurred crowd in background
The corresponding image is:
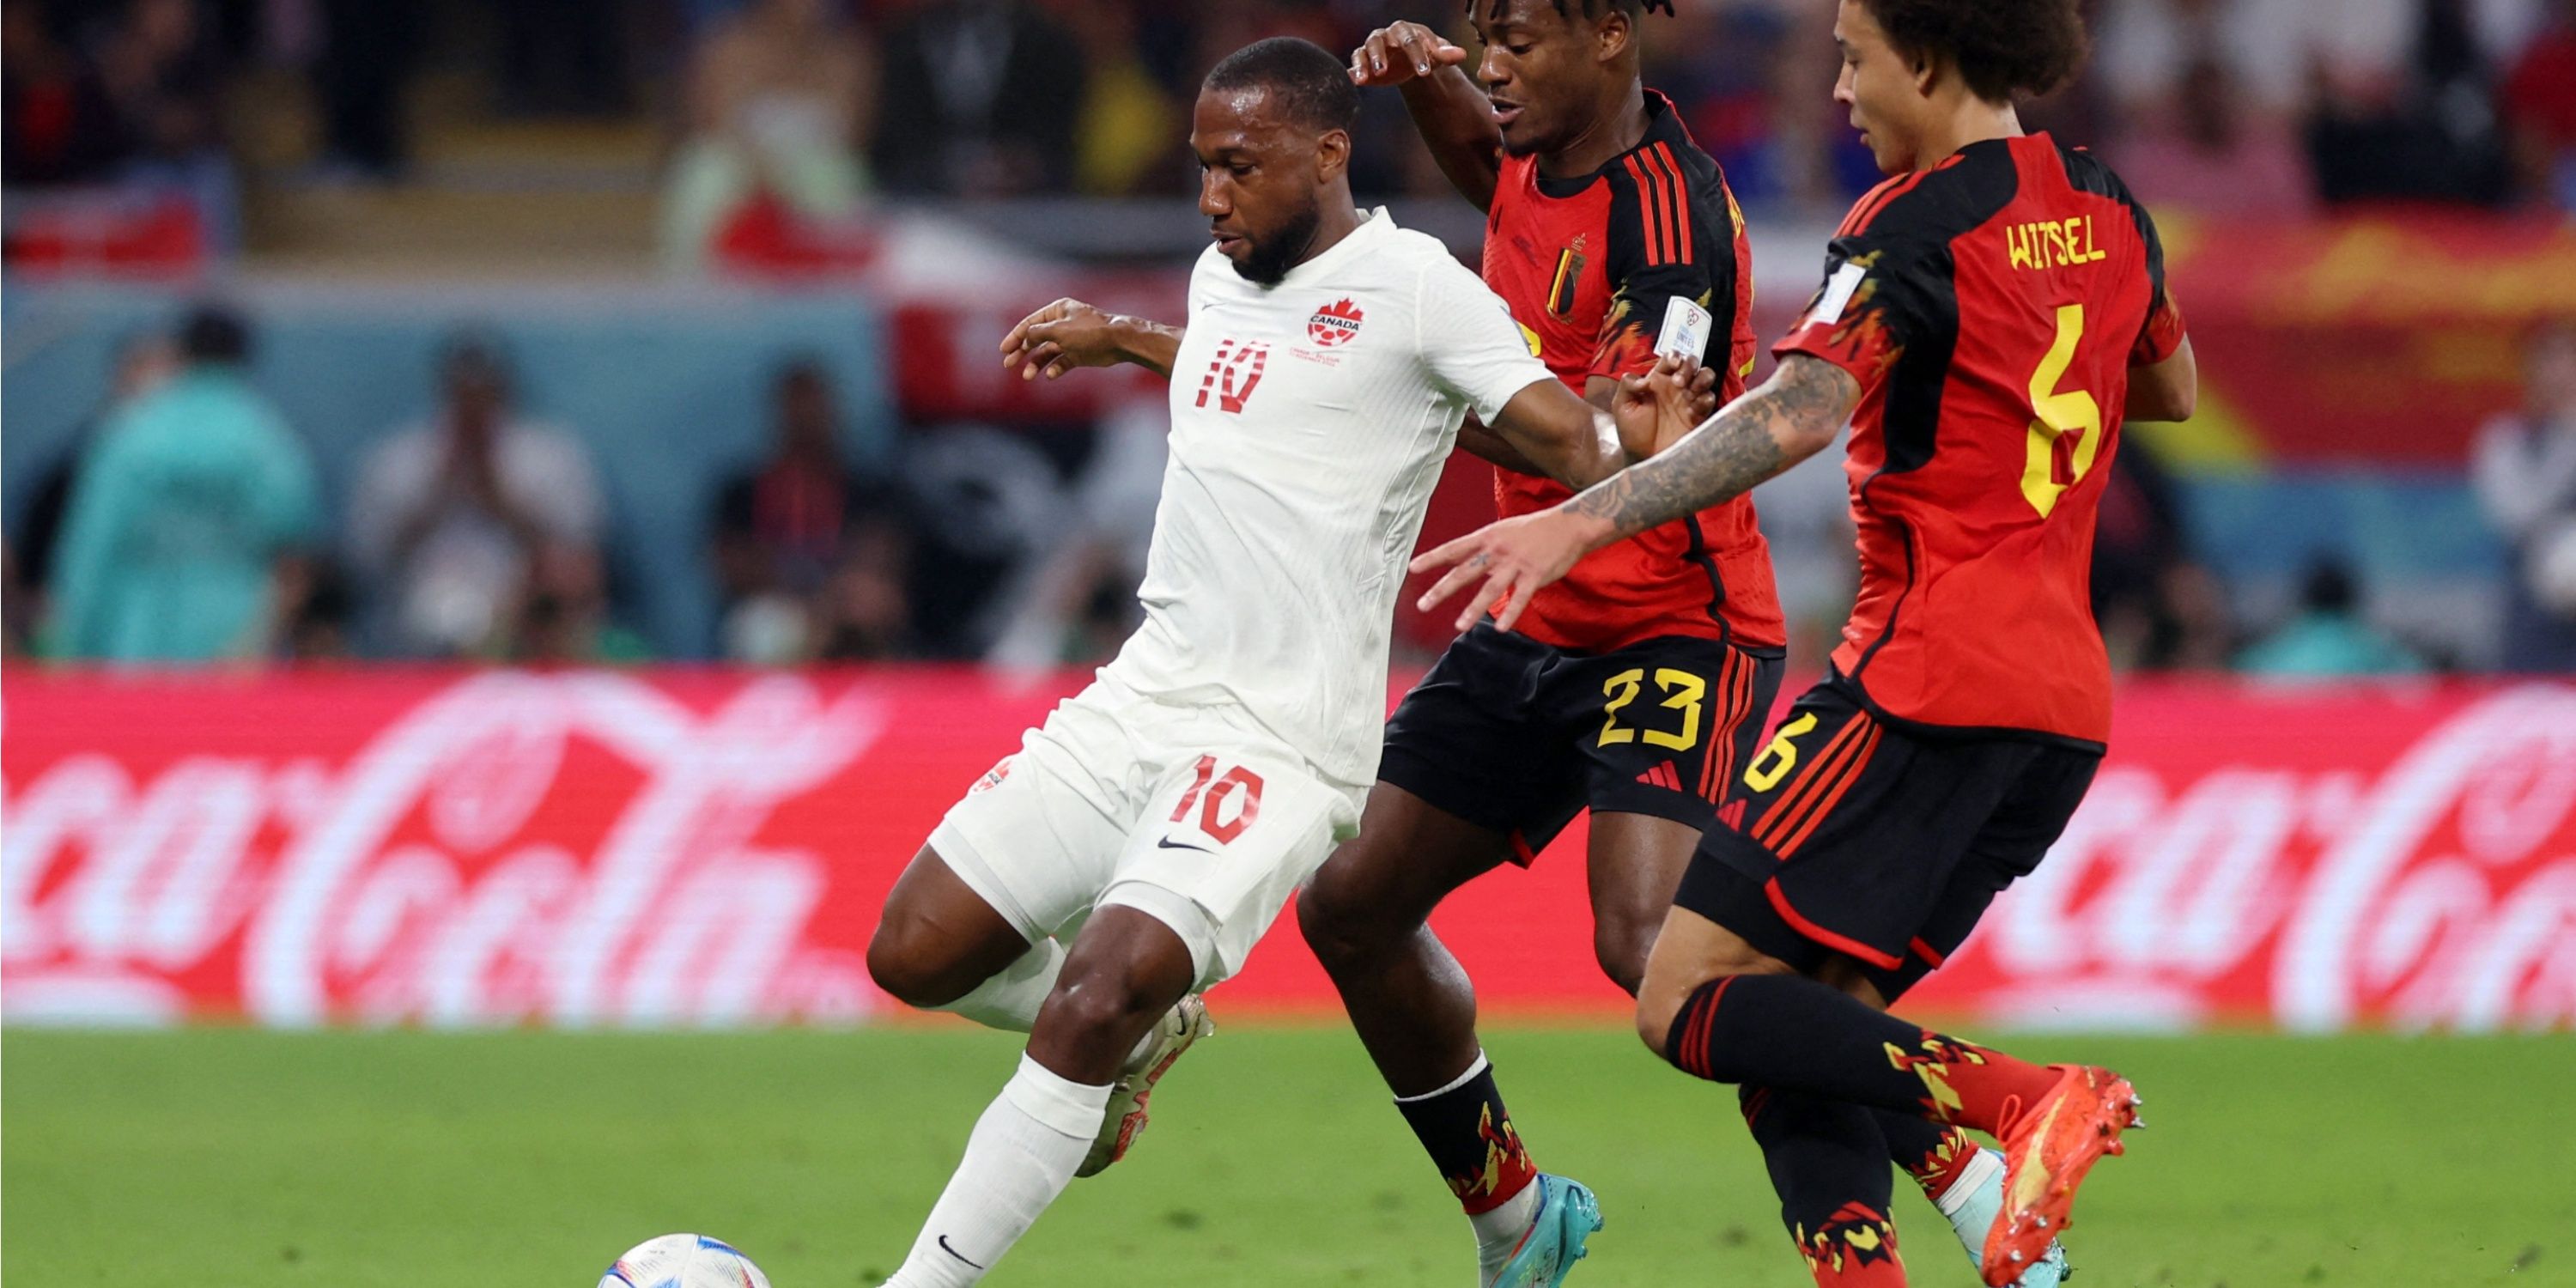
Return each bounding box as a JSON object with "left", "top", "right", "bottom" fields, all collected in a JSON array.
[
  {"left": 11, "top": 0, "right": 2576, "bottom": 222},
  {"left": 10, "top": 302, "right": 2573, "bottom": 676},
  {"left": 6, "top": 0, "right": 2576, "bottom": 676}
]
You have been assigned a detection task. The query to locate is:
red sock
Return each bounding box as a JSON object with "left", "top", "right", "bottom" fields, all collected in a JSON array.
[
  {"left": 1886, "top": 1033, "right": 2062, "bottom": 1136},
  {"left": 1898, "top": 1125, "right": 1982, "bottom": 1202},
  {"left": 1795, "top": 1202, "right": 1907, "bottom": 1287}
]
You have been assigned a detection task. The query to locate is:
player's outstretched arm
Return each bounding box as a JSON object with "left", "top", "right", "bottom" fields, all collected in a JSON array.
[
  {"left": 1349, "top": 21, "right": 1501, "bottom": 211},
  {"left": 1412, "top": 355, "right": 1856, "bottom": 632},
  {"left": 2126, "top": 335, "right": 2197, "bottom": 423},
  {"left": 1479, "top": 357, "right": 1716, "bottom": 492},
  {"left": 1455, "top": 416, "right": 1549, "bottom": 477},
  {"left": 1000, "top": 298, "right": 1183, "bottom": 381}
]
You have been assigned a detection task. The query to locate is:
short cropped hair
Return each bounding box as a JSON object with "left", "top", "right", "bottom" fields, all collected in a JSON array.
[
  {"left": 1203, "top": 37, "right": 1361, "bottom": 135},
  {"left": 1860, "top": 0, "right": 2089, "bottom": 102}
]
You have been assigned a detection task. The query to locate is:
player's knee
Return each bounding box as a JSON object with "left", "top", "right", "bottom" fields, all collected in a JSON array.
[
  {"left": 865, "top": 918, "right": 969, "bottom": 1010},
  {"left": 1043, "top": 961, "right": 1170, "bottom": 1048},
  {"left": 1633, "top": 956, "right": 1785, "bottom": 1066},
  {"left": 1293, "top": 878, "right": 1356, "bottom": 959},
  {"left": 1295, "top": 862, "right": 1387, "bottom": 969},
  {"left": 1591, "top": 915, "right": 1657, "bottom": 998},
  {"left": 1633, "top": 990, "right": 1685, "bottom": 1057}
]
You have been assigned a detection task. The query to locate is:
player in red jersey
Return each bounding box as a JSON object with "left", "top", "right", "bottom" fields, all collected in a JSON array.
[
  {"left": 1302, "top": 4, "right": 2026, "bottom": 1286},
  {"left": 1413, "top": 0, "right": 2197, "bottom": 1285}
]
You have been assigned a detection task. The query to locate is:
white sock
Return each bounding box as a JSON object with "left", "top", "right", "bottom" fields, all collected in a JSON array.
[
  {"left": 1471, "top": 1183, "right": 1542, "bottom": 1278},
  {"left": 1936, "top": 1146, "right": 2002, "bottom": 1221},
  {"left": 935, "top": 939, "right": 1067, "bottom": 1033},
  {"left": 884, "top": 1054, "right": 1111, "bottom": 1288}
]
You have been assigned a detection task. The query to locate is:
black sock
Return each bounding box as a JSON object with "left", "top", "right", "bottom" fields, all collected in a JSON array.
[
  {"left": 1663, "top": 973, "right": 2057, "bottom": 1130},
  {"left": 1392, "top": 1055, "right": 1538, "bottom": 1215},
  {"left": 1741, "top": 1085, "right": 1907, "bottom": 1285}
]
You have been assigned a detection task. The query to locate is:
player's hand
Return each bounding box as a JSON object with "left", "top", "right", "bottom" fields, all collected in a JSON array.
[
  {"left": 1410, "top": 508, "right": 1613, "bottom": 634},
  {"left": 1349, "top": 21, "right": 1469, "bottom": 87},
  {"left": 1000, "top": 298, "right": 1129, "bottom": 381},
  {"left": 1613, "top": 355, "right": 1717, "bottom": 459}
]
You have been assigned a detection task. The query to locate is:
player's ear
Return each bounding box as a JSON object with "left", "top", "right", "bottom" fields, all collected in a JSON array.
[
  {"left": 1595, "top": 5, "right": 1632, "bottom": 64},
  {"left": 1911, "top": 49, "right": 1942, "bottom": 100},
  {"left": 1315, "top": 127, "right": 1351, "bottom": 185}
]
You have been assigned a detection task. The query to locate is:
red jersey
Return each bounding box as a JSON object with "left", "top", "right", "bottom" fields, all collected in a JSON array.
[
  {"left": 1775, "top": 134, "right": 2190, "bottom": 745},
  {"left": 1480, "top": 91, "right": 1784, "bottom": 653}
]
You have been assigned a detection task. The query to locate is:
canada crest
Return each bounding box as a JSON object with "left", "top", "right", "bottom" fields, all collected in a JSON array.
[{"left": 1308, "top": 297, "right": 1364, "bottom": 348}]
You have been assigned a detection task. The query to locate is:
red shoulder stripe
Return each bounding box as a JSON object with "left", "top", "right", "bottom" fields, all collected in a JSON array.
[
  {"left": 1623, "top": 155, "right": 1671, "bottom": 265},
  {"left": 1839, "top": 170, "right": 1930, "bottom": 238},
  {"left": 1837, "top": 177, "right": 1905, "bottom": 237},
  {"left": 1648, "top": 144, "right": 1694, "bottom": 264}
]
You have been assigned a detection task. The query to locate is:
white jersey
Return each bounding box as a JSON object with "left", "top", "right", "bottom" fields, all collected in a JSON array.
[{"left": 1101, "top": 209, "right": 1556, "bottom": 789}]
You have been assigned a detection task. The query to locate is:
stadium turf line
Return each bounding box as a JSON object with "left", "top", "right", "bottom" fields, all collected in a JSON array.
[{"left": 4, "top": 1025, "right": 2569, "bottom": 1287}]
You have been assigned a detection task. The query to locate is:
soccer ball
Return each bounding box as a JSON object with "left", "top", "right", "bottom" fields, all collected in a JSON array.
[{"left": 598, "top": 1234, "right": 772, "bottom": 1288}]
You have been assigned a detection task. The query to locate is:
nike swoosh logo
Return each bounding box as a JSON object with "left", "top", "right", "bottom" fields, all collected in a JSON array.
[
  {"left": 1156, "top": 837, "right": 1212, "bottom": 853},
  {"left": 938, "top": 1236, "right": 985, "bottom": 1270}
]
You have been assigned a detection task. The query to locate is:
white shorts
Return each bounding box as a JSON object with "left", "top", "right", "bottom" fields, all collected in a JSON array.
[{"left": 929, "top": 675, "right": 1363, "bottom": 990}]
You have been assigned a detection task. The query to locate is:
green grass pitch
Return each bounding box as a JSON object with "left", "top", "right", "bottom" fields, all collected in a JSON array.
[{"left": 6, "top": 1024, "right": 2570, "bottom": 1287}]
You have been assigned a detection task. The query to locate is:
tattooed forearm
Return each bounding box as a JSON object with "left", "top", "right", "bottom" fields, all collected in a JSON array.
[{"left": 1562, "top": 355, "right": 1860, "bottom": 539}]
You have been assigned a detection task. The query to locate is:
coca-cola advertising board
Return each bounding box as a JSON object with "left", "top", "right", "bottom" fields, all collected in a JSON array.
[{"left": 4, "top": 669, "right": 2571, "bottom": 1030}]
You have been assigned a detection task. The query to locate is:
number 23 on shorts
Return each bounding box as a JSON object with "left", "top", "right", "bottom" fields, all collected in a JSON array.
[
  {"left": 1598, "top": 667, "right": 1708, "bottom": 751},
  {"left": 1169, "top": 754, "right": 1266, "bottom": 846}
]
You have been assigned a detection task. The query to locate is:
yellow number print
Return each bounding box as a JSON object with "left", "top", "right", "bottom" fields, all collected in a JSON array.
[
  {"left": 1600, "top": 668, "right": 1708, "bottom": 750},
  {"left": 1644, "top": 668, "right": 1705, "bottom": 750},
  {"left": 1598, "top": 669, "right": 1644, "bottom": 745},
  {"left": 1744, "top": 713, "right": 1821, "bottom": 793},
  {"left": 2020, "top": 303, "right": 2104, "bottom": 518}
]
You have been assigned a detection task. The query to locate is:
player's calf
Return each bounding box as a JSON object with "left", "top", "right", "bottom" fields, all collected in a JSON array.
[
  {"left": 1026, "top": 906, "right": 1215, "bottom": 1178},
  {"left": 1026, "top": 908, "right": 1198, "bottom": 1085},
  {"left": 1743, "top": 1086, "right": 1911, "bottom": 1288}
]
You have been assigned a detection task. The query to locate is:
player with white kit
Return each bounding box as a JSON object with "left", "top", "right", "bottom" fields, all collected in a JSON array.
[{"left": 858, "top": 38, "right": 1710, "bottom": 1288}]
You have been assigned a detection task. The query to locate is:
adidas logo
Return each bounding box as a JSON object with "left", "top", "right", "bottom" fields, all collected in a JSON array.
[{"left": 1633, "top": 761, "right": 1684, "bottom": 792}]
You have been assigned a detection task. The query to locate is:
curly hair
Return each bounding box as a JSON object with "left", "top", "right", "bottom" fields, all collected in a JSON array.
[
  {"left": 1858, "top": 0, "right": 2089, "bottom": 102},
  {"left": 1468, "top": 1, "right": 1676, "bottom": 22}
]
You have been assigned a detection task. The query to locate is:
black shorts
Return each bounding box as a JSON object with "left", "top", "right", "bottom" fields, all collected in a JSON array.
[
  {"left": 1378, "top": 623, "right": 1784, "bottom": 860},
  {"left": 1675, "top": 678, "right": 2101, "bottom": 1000}
]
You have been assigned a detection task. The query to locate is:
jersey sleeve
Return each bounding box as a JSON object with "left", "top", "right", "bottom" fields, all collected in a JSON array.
[
  {"left": 1589, "top": 155, "right": 1740, "bottom": 385},
  {"left": 1771, "top": 222, "right": 1945, "bottom": 392},
  {"left": 2129, "top": 203, "right": 2188, "bottom": 367},
  {"left": 1414, "top": 254, "right": 1556, "bottom": 424}
]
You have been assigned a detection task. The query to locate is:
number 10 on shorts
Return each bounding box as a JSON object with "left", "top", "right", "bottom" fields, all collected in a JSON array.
[{"left": 1170, "top": 755, "right": 1267, "bottom": 846}]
